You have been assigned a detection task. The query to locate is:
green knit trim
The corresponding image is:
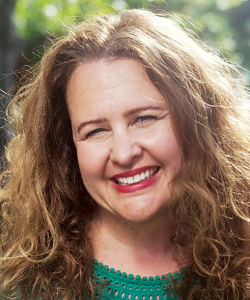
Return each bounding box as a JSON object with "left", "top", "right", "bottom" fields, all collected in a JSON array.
[{"left": 93, "top": 259, "right": 186, "bottom": 299}]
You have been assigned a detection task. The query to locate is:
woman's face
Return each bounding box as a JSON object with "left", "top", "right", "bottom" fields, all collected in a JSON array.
[{"left": 67, "top": 59, "right": 183, "bottom": 223}]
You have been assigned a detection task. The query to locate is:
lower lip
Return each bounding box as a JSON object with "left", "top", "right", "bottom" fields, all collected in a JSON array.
[{"left": 111, "top": 171, "right": 159, "bottom": 194}]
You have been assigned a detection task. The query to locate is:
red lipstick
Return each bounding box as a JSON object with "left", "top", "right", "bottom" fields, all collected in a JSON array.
[
  {"left": 111, "top": 166, "right": 159, "bottom": 194},
  {"left": 112, "top": 166, "right": 156, "bottom": 179}
]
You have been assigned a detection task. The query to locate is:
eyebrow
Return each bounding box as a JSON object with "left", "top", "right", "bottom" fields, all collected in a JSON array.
[
  {"left": 124, "top": 105, "right": 164, "bottom": 117},
  {"left": 77, "top": 105, "right": 165, "bottom": 134}
]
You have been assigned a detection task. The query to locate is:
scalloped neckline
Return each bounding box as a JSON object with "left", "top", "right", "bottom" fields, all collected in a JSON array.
[{"left": 93, "top": 259, "right": 187, "bottom": 281}]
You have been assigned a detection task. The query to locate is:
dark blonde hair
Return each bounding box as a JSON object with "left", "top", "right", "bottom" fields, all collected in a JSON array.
[{"left": 1, "top": 9, "right": 250, "bottom": 300}]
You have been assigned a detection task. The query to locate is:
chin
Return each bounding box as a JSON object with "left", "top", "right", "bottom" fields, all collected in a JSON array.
[{"left": 116, "top": 207, "right": 168, "bottom": 225}]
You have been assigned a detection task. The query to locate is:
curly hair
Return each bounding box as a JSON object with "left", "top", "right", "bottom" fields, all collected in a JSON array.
[{"left": 1, "top": 9, "right": 250, "bottom": 300}]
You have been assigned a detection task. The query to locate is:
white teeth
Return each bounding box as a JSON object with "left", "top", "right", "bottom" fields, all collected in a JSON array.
[
  {"left": 127, "top": 177, "right": 134, "bottom": 184},
  {"left": 115, "top": 167, "right": 158, "bottom": 186},
  {"left": 134, "top": 174, "right": 140, "bottom": 183}
]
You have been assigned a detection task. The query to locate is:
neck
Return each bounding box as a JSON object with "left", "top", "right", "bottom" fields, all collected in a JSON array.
[{"left": 90, "top": 209, "right": 183, "bottom": 277}]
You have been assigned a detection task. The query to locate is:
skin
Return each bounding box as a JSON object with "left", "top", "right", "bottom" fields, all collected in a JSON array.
[{"left": 67, "top": 59, "right": 184, "bottom": 276}]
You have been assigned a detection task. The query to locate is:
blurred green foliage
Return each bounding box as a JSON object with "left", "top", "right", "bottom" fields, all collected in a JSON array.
[{"left": 13, "top": 0, "right": 250, "bottom": 82}]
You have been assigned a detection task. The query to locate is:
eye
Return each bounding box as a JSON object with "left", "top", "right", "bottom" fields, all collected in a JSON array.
[
  {"left": 135, "top": 115, "right": 157, "bottom": 125},
  {"left": 86, "top": 128, "right": 107, "bottom": 139}
]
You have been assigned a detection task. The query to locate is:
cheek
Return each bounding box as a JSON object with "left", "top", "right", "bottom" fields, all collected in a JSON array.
[
  {"left": 76, "top": 145, "right": 106, "bottom": 181},
  {"left": 153, "top": 138, "right": 182, "bottom": 177},
  {"left": 145, "top": 129, "right": 182, "bottom": 164}
]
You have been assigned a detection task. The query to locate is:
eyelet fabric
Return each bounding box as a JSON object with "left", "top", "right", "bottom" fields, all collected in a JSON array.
[{"left": 93, "top": 259, "right": 186, "bottom": 300}]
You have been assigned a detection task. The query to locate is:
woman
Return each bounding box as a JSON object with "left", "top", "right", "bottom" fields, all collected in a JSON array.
[{"left": 1, "top": 9, "right": 250, "bottom": 300}]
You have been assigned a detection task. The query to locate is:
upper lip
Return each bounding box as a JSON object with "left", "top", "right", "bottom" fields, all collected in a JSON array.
[{"left": 111, "top": 166, "right": 159, "bottom": 179}]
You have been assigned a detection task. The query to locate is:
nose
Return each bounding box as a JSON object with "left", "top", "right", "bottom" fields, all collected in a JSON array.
[{"left": 109, "top": 130, "right": 142, "bottom": 165}]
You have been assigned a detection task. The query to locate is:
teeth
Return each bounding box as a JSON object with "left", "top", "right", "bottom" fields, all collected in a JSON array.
[
  {"left": 134, "top": 174, "right": 140, "bottom": 183},
  {"left": 127, "top": 177, "right": 133, "bottom": 184},
  {"left": 116, "top": 167, "right": 158, "bottom": 186}
]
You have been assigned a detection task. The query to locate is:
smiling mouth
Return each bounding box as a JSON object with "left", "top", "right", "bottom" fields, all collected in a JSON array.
[{"left": 112, "top": 167, "right": 159, "bottom": 186}]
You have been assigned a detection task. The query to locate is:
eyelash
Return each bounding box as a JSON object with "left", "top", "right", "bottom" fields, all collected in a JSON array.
[
  {"left": 85, "top": 115, "right": 158, "bottom": 139},
  {"left": 86, "top": 128, "right": 106, "bottom": 139},
  {"left": 135, "top": 115, "right": 157, "bottom": 124}
]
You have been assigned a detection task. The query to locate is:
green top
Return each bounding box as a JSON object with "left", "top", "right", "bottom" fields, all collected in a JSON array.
[
  {"left": 93, "top": 259, "right": 185, "bottom": 299},
  {"left": 1, "top": 261, "right": 185, "bottom": 299}
]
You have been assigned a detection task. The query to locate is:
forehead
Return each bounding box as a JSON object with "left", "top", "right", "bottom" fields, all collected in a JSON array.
[
  {"left": 66, "top": 59, "right": 166, "bottom": 114},
  {"left": 67, "top": 59, "right": 148, "bottom": 95}
]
